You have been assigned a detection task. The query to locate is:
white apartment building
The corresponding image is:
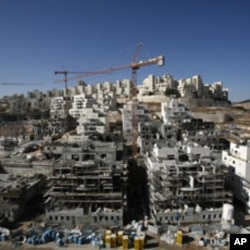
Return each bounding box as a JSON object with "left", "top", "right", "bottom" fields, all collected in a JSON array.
[
  {"left": 161, "top": 98, "right": 188, "bottom": 124},
  {"left": 50, "top": 97, "right": 65, "bottom": 119},
  {"left": 222, "top": 140, "right": 250, "bottom": 213},
  {"left": 136, "top": 73, "right": 228, "bottom": 101},
  {"left": 26, "top": 90, "right": 52, "bottom": 112},
  {"left": 138, "top": 74, "right": 176, "bottom": 96},
  {"left": 115, "top": 79, "right": 133, "bottom": 97},
  {"left": 209, "top": 82, "right": 228, "bottom": 100},
  {"left": 7, "top": 94, "right": 26, "bottom": 114},
  {"left": 69, "top": 94, "right": 96, "bottom": 119},
  {"left": 96, "top": 92, "right": 116, "bottom": 110},
  {"left": 76, "top": 108, "right": 108, "bottom": 135},
  {"left": 69, "top": 94, "right": 108, "bottom": 136},
  {"left": 178, "top": 75, "right": 203, "bottom": 98}
]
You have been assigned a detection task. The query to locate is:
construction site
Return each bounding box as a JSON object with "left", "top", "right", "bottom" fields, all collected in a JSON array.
[{"left": 1, "top": 43, "right": 250, "bottom": 250}]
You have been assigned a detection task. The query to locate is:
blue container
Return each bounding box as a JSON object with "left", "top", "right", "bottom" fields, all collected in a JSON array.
[
  {"left": 78, "top": 237, "right": 84, "bottom": 245},
  {"left": 39, "top": 238, "right": 45, "bottom": 244},
  {"left": 30, "top": 235, "right": 38, "bottom": 245},
  {"left": 67, "top": 235, "right": 73, "bottom": 243},
  {"left": 1, "top": 234, "right": 8, "bottom": 241},
  {"left": 56, "top": 233, "right": 60, "bottom": 240},
  {"left": 51, "top": 230, "right": 56, "bottom": 240},
  {"left": 56, "top": 238, "right": 64, "bottom": 247},
  {"left": 73, "top": 236, "right": 79, "bottom": 244}
]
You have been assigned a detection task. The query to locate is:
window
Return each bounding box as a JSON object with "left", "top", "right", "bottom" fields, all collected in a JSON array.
[
  {"left": 167, "top": 155, "right": 175, "bottom": 160},
  {"left": 66, "top": 216, "right": 69, "bottom": 221},
  {"left": 72, "top": 154, "right": 79, "bottom": 161},
  {"left": 55, "top": 216, "right": 58, "bottom": 221},
  {"left": 61, "top": 216, "right": 64, "bottom": 221}
]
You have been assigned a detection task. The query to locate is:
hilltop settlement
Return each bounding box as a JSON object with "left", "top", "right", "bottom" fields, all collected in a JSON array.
[{"left": 0, "top": 73, "right": 250, "bottom": 249}]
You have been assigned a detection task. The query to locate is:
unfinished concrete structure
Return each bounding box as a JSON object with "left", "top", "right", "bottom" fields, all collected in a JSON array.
[
  {"left": 122, "top": 99, "right": 152, "bottom": 143},
  {"left": 145, "top": 141, "right": 232, "bottom": 226},
  {"left": 137, "top": 98, "right": 227, "bottom": 155},
  {"left": 161, "top": 98, "right": 228, "bottom": 150},
  {"left": 0, "top": 174, "right": 46, "bottom": 223},
  {"left": 135, "top": 98, "right": 233, "bottom": 226},
  {"left": 44, "top": 140, "right": 127, "bottom": 228},
  {"left": 137, "top": 120, "right": 177, "bottom": 154}
]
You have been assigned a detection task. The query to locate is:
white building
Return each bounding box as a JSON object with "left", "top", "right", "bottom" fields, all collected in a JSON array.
[
  {"left": 138, "top": 74, "right": 176, "bottom": 96},
  {"left": 182, "top": 142, "right": 211, "bottom": 161},
  {"left": 50, "top": 97, "right": 65, "bottom": 119},
  {"left": 69, "top": 94, "right": 108, "bottom": 136},
  {"left": 178, "top": 75, "right": 203, "bottom": 98},
  {"left": 209, "top": 82, "right": 228, "bottom": 100},
  {"left": 69, "top": 94, "right": 96, "bottom": 119},
  {"left": 6, "top": 94, "right": 26, "bottom": 114},
  {"left": 222, "top": 140, "right": 250, "bottom": 213},
  {"left": 161, "top": 98, "right": 188, "bottom": 124},
  {"left": 96, "top": 90, "right": 117, "bottom": 110},
  {"left": 115, "top": 79, "right": 133, "bottom": 97}
]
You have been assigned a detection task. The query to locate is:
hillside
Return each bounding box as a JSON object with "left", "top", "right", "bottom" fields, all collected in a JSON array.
[{"left": 232, "top": 100, "right": 250, "bottom": 110}]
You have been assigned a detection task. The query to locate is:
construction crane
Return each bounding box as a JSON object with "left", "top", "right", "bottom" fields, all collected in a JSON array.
[
  {"left": 54, "top": 70, "right": 104, "bottom": 92},
  {"left": 54, "top": 71, "right": 70, "bottom": 119},
  {"left": 54, "top": 44, "right": 165, "bottom": 157},
  {"left": 0, "top": 82, "right": 42, "bottom": 85},
  {"left": 54, "top": 70, "right": 111, "bottom": 118},
  {"left": 54, "top": 55, "right": 164, "bottom": 88},
  {"left": 54, "top": 43, "right": 164, "bottom": 89}
]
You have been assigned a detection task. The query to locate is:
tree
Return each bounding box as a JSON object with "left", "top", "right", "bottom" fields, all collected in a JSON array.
[{"left": 164, "top": 88, "right": 181, "bottom": 98}]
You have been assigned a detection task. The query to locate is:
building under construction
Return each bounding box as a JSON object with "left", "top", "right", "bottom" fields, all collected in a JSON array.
[
  {"left": 44, "top": 140, "right": 127, "bottom": 228},
  {"left": 0, "top": 174, "right": 46, "bottom": 223},
  {"left": 144, "top": 141, "right": 233, "bottom": 226}
]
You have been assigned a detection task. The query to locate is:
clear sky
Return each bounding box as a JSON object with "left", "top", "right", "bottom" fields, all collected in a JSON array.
[{"left": 0, "top": 0, "right": 249, "bottom": 102}]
